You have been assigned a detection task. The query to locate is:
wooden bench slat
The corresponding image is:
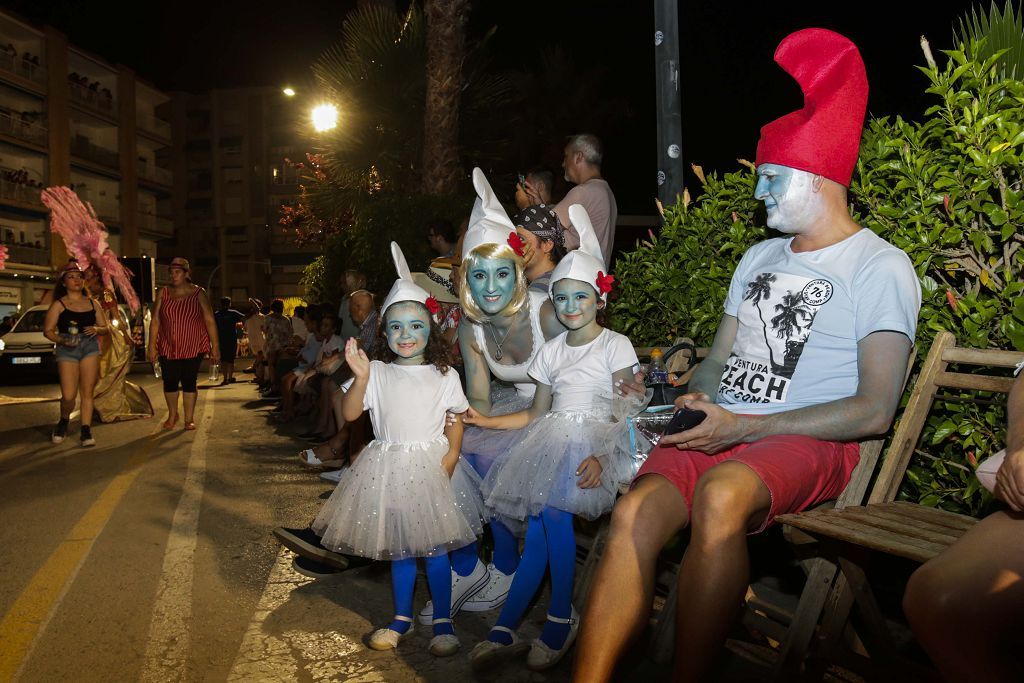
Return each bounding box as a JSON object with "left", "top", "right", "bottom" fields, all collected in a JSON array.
[
  {"left": 941, "top": 346, "right": 1024, "bottom": 368},
  {"left": 775, "top": 513, "right": 946, "bottom": 563},
  {"left": 875, "top": 502, "right": 977, "bottom": 531},
  {"left": 934, "top": 371, "right": 1015, "bottom": 394},
  {"left": 835, "top": 508, "right": 964, "bottom": 547},
  {"left": 839, "top": 508, "right": 966, "bottom": 541}
]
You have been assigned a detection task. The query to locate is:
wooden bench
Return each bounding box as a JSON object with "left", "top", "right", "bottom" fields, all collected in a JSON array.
[{"left": 772, "top": 331, "right": 1024, "bottom": 679}]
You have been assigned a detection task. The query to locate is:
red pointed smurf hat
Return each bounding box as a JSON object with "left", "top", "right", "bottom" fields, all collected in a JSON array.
[{"left": 754, "top": 28, "right": 868, "bottom": 187}]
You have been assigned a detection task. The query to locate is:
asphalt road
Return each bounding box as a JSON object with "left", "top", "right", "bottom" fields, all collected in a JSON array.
[{"left": 0, "top": 369, "right": 574, "bottom": 683}]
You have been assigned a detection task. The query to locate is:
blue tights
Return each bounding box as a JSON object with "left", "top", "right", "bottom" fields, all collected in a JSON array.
[
  {"left": 453, "top": 451, "right": 521, "bottom": 577},
  {"left": 489, "top": 507, "right": 575, "bottom": 649},
  {"left": 390, "top": 554, "right": 454, "bottom": 636}
]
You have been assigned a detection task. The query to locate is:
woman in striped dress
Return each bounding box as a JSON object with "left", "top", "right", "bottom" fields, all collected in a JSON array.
[{"left": 146, "top": 257, "right": 220, "bottom": 430}]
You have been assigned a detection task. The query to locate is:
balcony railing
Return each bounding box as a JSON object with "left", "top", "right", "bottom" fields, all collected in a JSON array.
[
  {"left": 0, "top": 111, "right": 46, "bottom": 146},
  {"left": 2, "top": 243, "right": 49, "bottom": 266},
  {"left": 136, "top": 160, "right": 172, "bottom": 186},
  {"left": 68, "top": 80, "right": 116, "bottom": 116},
  {"left": 0, "top": 177, "right": 44, "bottom": 209},
  {"left": 0, "top": 52, "right": 46, "bottom": 86},
  {"left": 71, "top": 136, "right": 119, "bottom": 169},
  {"left": 136, "top": 210, "right": 173, "bottom": 236},
  {"left": 136, "top": 111, "right": 172, "bottom": 140}
]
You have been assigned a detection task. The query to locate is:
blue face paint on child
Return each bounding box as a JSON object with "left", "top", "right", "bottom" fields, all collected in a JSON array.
[
  {"left": 467, "top": 257, "right": 516, "bottom": 316},
  {"left": 551, "top": 278, "right": 601, "bottom": 332},
  {"left": 384, "top": 302, "right": 430, "bottom": 365}
]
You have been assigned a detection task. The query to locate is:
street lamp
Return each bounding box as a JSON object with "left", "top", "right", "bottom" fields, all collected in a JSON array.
[
  {"left": 282, "top": 87, "right": 296, "bottom": 97},
  {"left": 311, "top": 103, "right": 338, "bottom": 132}
]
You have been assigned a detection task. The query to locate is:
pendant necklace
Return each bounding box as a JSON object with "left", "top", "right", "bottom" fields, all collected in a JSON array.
[{"left": 485, "top": 310, "right": 518, "bottom": 361}]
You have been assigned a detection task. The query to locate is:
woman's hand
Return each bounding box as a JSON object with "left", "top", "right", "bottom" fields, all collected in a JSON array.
[
  {"left": 84, "top": 325, "right": 99, "bottom": 337},
  {"left": 209, "top": 347, "right": 220, "bottom": 363},
  {"left": 522, "top": 179, "right": 544, "bottom": 205},
  {"left": 441, "top": 451, "right": 459, "bottom": 478},
  {"left": 345, "top": 337, "right": 370, "bottom": 379},
  {"left": 462, "top": 407, "right": 494, "bottom": 429},
  {"left": 995, "top": 450, "right": 1024, "bottom": 512},
  {"left": 147, "top": 345, "right": 157, "bottom": 363},
  {"left": 576, "top": 456, "right": 604, "bottom": 489}
]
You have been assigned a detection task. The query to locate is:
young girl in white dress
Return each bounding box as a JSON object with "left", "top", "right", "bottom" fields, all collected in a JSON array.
[
  {"left": 312, "top": 243, "right": 484, "bottom": 657},
  {"left": 465, "top": 205, "right": 643, "bottom": 671}
]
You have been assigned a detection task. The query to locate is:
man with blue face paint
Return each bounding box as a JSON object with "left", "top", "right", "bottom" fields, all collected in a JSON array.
[{"left": 575, "top": 29, "right": 922, "bottom": 683}]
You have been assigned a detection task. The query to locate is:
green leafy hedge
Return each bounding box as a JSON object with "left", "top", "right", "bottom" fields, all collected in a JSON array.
[{"left": 611, "top": 42, "right": 1023, "bottom": 515}]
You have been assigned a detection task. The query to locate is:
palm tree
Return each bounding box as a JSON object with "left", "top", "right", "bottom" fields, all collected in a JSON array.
[
  {"left": 956, "top": 1, "right": 1024, "bottom": 77},
  {"left": 422, "top": 0, "right": 469, "bottom": 195},
  {"left": 744, "top": 273, "right": 778, "bottom": 368},
  {"left": 770, "top": 291, "right": 814, "bottom": 340}
]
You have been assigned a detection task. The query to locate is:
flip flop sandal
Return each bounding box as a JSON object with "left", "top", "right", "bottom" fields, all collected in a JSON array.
[
  {"left": 184, "top": 421, "right": 197, "bottom": 431},
  {"left": 162, "top": 417, "right": 178, "bottom": 429},
  {"left": 299, "top": 446, "right": 345, "bottom": 469}
]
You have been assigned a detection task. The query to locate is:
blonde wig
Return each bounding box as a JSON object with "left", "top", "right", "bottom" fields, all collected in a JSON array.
[{"left": 458, "top": 242, "right": 529, "bottom": 324}]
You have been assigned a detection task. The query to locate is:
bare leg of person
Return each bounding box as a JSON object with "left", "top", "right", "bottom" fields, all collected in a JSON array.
[
  {"left": 57, "top": 360, "right": 80, "bottom": 419},
  {"left": 672, "top": 462, "right": 772, "bottom": 683},
  {"left": 78, "top": 355, "right": 100, "bottom": 426},
  {"left": 904, "top": 510, "right": 1024, "bottom": 683},
  {"left": 281, "top": 373, "right": 297, "bottom": 419},
  {"left": 163, "top": 392, "right": 179, "bottom": 425},
  {"left": 182, "top": 391, "right": 198, "bottom": 424},
  {"left": 573, "top": 475, "right": 689, "bottom": 683}
]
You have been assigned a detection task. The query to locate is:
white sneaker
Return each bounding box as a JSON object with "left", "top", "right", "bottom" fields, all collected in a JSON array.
[
  {"left": 320, "top": 466, "right": 348, "bottom": 484},
  {"left": 462, "top": 563, "right": 514, "bottom": 612},
  {"left": 417, "top": 559, "right": 490, "bottom": 624}
]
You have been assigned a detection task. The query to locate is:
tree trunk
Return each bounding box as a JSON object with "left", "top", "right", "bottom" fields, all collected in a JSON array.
[{"left": 422, "top": 0, "right": 469, "bottom": 195}]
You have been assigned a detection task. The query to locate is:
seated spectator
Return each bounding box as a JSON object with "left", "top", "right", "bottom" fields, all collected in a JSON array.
[
  {"left": 554, "top": 134, "right": 617, "bottom": 269},
  {"left": 427, "top": 219, "right": 458, "bottom": 259},
  {"left": 337, "top": 269, "right": 367, "bottom": 340},
  {"left": 291, "top": 304, "right": 308, "bottom": 345},
  {"left": 515, "top": 166, "right": 554, "bottom": 210},
  {"left": 511, "top": 204, "right": 566, "bottom": 293},
  {"left": 573, "top": 29, "right": 921, "bottom": 682},
  {"left": 903, "top": 363, "right": 1024, "bottom": 683},
  {"left": 260, "top": 299, "right": 293, "bottom": 396},
  {"left": 276, "top": 305, "right": 327, "bottom": 422}
]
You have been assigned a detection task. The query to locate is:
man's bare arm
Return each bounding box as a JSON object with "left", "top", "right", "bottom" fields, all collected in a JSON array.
[
  {"left": 687, "top": 314, "right": 738, "bottom": 399},
  {"left": 662, "top": 330, "right": 912, "bottom": 453}
]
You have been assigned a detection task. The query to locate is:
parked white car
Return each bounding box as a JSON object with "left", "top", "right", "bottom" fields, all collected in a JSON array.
[{"left": 0, "top": 305, "right": 58, "bottom": 377}]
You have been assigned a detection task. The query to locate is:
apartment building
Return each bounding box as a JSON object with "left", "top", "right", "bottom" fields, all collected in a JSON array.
[
  {"left": 0, "top": 11, "right": 175, "bottom": 318},
  {"left": 167, "top": 87, "right": 317, "bottom": 302}
]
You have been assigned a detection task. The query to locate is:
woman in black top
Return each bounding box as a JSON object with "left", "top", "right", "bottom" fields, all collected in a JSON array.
[{"left": 43, "top": 261, "right": 110, "bottom": 446}]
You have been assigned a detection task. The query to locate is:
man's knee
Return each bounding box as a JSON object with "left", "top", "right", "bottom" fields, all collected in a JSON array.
[
  {"left": 690, "top": 466, "right": 765, "bottom": 538},
  {"left": 608, "top": 477, "right": 687, "bottom": 552}
]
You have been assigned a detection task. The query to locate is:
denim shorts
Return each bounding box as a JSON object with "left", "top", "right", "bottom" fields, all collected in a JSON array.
[{"left": 55, "top": 336, "right": 101, "bottom": 363}]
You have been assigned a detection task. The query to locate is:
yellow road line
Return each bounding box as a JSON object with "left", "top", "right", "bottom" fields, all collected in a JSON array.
[{"left": 0, "top": 446, "right": 150, "bottom": 681}]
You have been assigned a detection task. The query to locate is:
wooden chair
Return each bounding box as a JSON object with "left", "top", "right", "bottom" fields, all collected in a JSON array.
[{"left": 772, "top": 331, "right": 1024, "bottom": 679}]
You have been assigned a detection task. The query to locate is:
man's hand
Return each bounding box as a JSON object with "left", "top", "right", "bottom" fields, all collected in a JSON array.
[
  {"left": 995, "top": 450, "right": 1024, "bottom": 512},
  {"left": 658, "top": 397, "right": 748, "bottom": 454},
  {"left": 576, "top": 456, "right": 604, "bottom": 489}
]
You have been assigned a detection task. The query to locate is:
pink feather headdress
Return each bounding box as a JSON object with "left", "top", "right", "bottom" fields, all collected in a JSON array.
[{"left": 41, "top": 186, "right": 140, "bottom": 313}]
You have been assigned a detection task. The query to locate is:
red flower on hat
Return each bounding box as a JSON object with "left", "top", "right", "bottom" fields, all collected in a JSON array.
[
  {"left": 595, "top": 271, "right": 615, "bottom": 295},
  {"left": 425, "top": 295, "right": 441, "bottom": 315},
  {"left": 507, "top": 232, "right": 525, "bottom": 257}
]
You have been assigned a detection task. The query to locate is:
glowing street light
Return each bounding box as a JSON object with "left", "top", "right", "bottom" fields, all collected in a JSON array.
[
  {"left": 311, "top": 103, "right": 339, "bottom": 132},
  {"left": 282, "top": 87, "right": 296, "bottom": 97}
]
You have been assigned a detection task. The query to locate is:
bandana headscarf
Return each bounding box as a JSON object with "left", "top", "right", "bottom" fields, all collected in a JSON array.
[{"left": 512, "top": 204, "right": 565, "bottom": 249}]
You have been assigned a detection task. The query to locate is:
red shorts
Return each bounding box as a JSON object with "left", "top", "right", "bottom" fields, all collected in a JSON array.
[{"left": 635, "top": 435, "right": 861, "bottom": 533}]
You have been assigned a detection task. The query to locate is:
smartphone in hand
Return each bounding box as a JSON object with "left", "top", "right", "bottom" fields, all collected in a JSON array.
[{"left": 663, "top": 408, "right": 707, "bottom": 436}]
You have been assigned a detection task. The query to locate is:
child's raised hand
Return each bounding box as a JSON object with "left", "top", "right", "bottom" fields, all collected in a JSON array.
[
  {"left": 576, "top": 455, "right": 604, "bottom": 489},
  {"left": 345, "top": 337, "right": 370, "bottom": 379}
]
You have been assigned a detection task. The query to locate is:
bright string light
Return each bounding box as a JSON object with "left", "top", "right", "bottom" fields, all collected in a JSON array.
[{"left": 282, "top": 87, "right": 296, "bottom": 97}]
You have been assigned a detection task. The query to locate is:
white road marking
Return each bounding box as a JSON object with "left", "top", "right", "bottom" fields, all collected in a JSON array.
[{"left": 139, "top": 394, "right": 213, "bottom": 682}]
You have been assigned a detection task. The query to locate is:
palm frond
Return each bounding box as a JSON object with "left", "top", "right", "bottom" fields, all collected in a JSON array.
[{"left": 955, "top": 1, "right": 1024, "bottom": 77}]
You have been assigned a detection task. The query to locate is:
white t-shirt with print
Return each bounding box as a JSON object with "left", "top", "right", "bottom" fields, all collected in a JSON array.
[
  {"left": 529, "top": 328, "right": 640, "bottom": 413},
  {"left": 362, "top": 360, "right": 469, "bottom": 443},
  {"left": 718, "top": 229, "right": 921, "bottom": 415}
]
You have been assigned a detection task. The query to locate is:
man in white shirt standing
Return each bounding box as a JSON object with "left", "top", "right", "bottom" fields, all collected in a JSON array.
[{"left": 554, "top": 133, "right": 617, "bottom": 269}]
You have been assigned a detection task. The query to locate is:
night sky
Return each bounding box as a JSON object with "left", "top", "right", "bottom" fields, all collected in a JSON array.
[{"left": 5, "top": 0, "right": 977, "bottom": 213}]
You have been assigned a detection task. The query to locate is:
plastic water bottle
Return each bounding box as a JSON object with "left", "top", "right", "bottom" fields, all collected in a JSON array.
[
  {"left": 153, "top": 359, "right": 162, "bottom": 378},
  {"left": 647, "top": 348, "right": 669, "bottom": 385},
  {"left": 208, "top": 362, "right": 220, "bottom": 382},
  {"left": 67, "top": 320, "right": 80, "bottom": 347}
]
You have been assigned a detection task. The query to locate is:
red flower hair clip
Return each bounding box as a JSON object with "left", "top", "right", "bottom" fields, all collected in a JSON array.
[
  {"left": 507, "top": 231, "right": 526, "bottom": 258},
  {"left": 425, "top": 295, "right": 441, "bottom": 315},
  {"left": 595, "top": 271, "right": 615, "bottom": 295}
]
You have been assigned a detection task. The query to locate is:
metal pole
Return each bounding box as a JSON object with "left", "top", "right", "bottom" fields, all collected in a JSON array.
[{"left": 654, "top": 0, "right": 684, "bottom": 209}]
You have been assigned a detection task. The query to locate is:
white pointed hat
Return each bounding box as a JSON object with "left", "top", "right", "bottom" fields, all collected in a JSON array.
[
  {"left": 462, "top": 167, "right": 520, "bottom": 259},
  {"left": 382, "top": 242, "right": 433, "bottom": 313},
  {"left": 549, "top": 204, "right": 613, "bottom": 301}
]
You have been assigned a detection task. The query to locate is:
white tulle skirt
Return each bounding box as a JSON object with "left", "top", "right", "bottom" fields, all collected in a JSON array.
[
  {"left": 312, "top": 436, "right": 480, "bottom": 560},
  {"left": 461, "top": 382, "right": 535, "bottom": 477},
  {"left": 481, "top": 409, "right": 635, "bottom": 523}
]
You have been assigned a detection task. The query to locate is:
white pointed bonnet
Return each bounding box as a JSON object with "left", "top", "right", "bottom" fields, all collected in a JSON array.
[
  {"left": 549, "top": 204, "right": 613, "bottom": 301},
  {"left": 382, "top": 242, "right": 438, "bottom": 315},
  {"left": 462, "top": 167, "right": 521, "bottom": 259}
]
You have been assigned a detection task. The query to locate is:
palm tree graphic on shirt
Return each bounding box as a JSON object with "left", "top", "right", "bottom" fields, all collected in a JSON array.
[{"left": 743, "top": 273, "right": 817, "bottom": 379}]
